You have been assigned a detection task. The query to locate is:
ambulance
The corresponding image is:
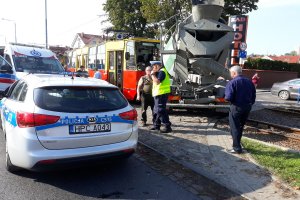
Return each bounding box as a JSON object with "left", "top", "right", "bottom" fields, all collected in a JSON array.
[
  {"left": 0, "top": 55, "right": 15, "bottom": 97},
  {"left": 3, "top": 43, "right": 64, "bottom": 81}
]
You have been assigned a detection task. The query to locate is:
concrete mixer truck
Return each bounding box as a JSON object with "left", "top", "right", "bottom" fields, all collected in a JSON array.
[{"left": 161, "top": 0, "right": 234, "bottom": 111}]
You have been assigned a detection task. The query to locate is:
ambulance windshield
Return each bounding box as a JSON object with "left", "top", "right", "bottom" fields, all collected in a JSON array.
[{"left": 13, "top": 56, "right": 64, "bottom": 74}]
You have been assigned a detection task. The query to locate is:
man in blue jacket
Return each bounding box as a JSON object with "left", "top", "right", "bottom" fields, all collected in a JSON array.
[{"left": 225, "top": 65, "right": 256, "bottom": 154}]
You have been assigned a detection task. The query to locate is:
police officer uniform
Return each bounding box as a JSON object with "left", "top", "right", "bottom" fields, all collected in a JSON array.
[{"left": 150, "top": 61, "right": 172, "bottom": 133}]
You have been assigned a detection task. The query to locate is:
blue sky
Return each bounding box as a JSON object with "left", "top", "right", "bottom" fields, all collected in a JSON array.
[
  {"left": 0, "top": 0, "right": 299, "bottom": 56},
  {"left": 247, "top": 0, "right": 300, "bottom": 55}
]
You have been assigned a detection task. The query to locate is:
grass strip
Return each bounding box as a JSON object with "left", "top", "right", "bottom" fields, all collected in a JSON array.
[{"left": 242, "top": 138, "right": 300, "bottom": 189}]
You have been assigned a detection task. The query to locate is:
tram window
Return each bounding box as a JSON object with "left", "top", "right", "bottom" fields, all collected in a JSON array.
[
  {"left": 97, "top": 45, "right": 105, "bottom": 69},
  {"left": 109, "top": 52, "right": 115, "bottom": 70},
  {"left": 71, "top": 53, "right": 76, "bottom": 68},
  {"left": 126, "top": 41, "right": 136, "bottom": 70},
  {"left": 135, "top": 42, "right": 161, "bottom": 68},
  {"left": 88, "top": 47, "right": 97, "bottom": 69}
]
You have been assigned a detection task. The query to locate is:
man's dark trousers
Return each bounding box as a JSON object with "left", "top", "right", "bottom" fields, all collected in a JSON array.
[
  {"left": 153, "top": 94, "right": 171, "bottom": 129},
  {"left": 229, "top": 104, "right": 252, "bottom": 152},
  {"left": 141, "top": 93, "right": 154, "bottom": 123}
]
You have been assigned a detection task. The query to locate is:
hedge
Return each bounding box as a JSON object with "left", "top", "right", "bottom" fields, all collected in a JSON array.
[{"left": 244, "top": 58, "right": 300, "bottom": 74}]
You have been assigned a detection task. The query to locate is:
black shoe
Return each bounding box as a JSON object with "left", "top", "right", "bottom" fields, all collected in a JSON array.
[
  {"left": 149, "top": 127, "right": 160, "bottom": 131},
  {"left": 227, "top": 149, "right": 242, "bottom": 154},
  {"left": 160, "top": 127, "right": 172, "bottom": 133},
  {"left": 142, "top": 122, "right": 147, "bottom": 127}
]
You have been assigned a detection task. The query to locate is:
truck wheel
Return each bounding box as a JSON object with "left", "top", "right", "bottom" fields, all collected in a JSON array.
[{"left": 278, "top": 90, "right": 289, "bottom": 100}]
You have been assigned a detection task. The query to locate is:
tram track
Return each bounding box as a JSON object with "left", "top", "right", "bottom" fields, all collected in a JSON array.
[
  {"left": 246, "top": 119, "right": 300, "bottom": 141},
  {"left": 215, "top": 118, "right": 300, "bottom": 152},
  {"left": 265, "top": 107, "right": 300, "bottom": 116}
]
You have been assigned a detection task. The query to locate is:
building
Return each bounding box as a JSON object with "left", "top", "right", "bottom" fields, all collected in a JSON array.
[
  {"left": 261, "top": 55, "right": 300, "bottom": 64},
  {"left": 71, "top": 33, "right": 105, "bottom": 49},
  {"left": 49, "top": 46, "right": 72, "bottom": 65}
]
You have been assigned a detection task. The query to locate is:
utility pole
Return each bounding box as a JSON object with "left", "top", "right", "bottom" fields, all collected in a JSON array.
[{"left": 45, "top": 0, "right": 48, "bottom": 48}]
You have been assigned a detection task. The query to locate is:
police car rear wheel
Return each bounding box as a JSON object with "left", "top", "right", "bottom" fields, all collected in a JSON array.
[{"left": 5, "top": 136, "right": 20, "bottom": 172}]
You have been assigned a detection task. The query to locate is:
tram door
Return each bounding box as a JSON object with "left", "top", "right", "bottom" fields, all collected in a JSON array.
[
  {"left": 116, "top": 51, "right": 123, "bottom": 90},
  {"left": 108, "top": 51, "right": 123, "bottom": 90}
]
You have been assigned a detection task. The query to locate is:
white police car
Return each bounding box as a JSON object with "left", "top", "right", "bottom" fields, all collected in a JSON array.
[{"left": 0, "top": 74, "right": 138, "bottom": 172}]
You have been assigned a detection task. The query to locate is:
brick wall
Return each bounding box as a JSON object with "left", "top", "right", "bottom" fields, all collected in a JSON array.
[{"left": 242, "top": 69, "right": 299, "bottom": 89}]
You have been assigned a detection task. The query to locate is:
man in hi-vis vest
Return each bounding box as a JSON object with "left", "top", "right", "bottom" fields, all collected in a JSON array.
[{"left": 149, "top": 61, "right": 172, "bottom": 133}]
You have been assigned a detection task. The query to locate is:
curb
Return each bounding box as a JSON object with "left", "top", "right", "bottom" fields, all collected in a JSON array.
[
  {"left": 243, "top": 136, "right": 300, "bottom": 154},
  {"left": 138, "top": 140, "right": 250, "bottom": 199}
]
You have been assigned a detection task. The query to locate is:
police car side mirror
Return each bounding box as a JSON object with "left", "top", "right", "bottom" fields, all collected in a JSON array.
[{"left": 125, "top": 52, "right": 130, "bottom": 60}]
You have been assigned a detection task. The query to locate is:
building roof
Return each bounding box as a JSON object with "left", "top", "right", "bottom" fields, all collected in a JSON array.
[
  {"left": 79, "top": 33, "right": 104, "bottom": 45},
  {"left": 71, "top": 33, "right": 105, "bottom": 48},
  {"left": 49, "top": 46, "right": 72, "bottom": 56},
  {"left": 258, "top": 55, "right": 300, "bottom": 64},
  {"left": 273, "top": 56, "right": 300, "bottom": 64}
]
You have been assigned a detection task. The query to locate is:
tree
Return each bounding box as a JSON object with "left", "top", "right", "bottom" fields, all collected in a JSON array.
[
  {"left": 285, "top": 50, "right": 298, "bottom": 56},
  {"left": 103, "top": 0, "right": 154, "bottom": 37},
  {"left": 224, "top": 0, "right": 259, "bottom": 16},
  {"left": 141, "top": 0, "right": 259, "bottom": 23},
  {"left": 140, "top": 0, "right": 191, "bottom": 24},
  {"left": 104, "top": 0, "right": 259, "bottom": 37}
]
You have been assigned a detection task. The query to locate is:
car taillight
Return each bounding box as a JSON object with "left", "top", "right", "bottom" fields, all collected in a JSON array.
[
  {"left": 119, "top": 109, "right": 137, "bottom": 121},
  {"left": 17, "top": 112, "right": 60, "bottom": 128}
]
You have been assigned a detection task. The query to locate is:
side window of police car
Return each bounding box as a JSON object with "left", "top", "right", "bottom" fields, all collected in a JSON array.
[
  {"left": 10, "top": 81, "right": 26, "bottom": 101},
  {"left": 18, "top": 84, "right": 28, "bottom": 102}
]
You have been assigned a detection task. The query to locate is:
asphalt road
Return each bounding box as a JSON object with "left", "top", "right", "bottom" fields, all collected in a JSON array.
[
  {"left": 0, "top": 131, "right": 198, "bottom": 200},
  {"left": 254, "top": 90, "right": 300, "bottom": 110}
]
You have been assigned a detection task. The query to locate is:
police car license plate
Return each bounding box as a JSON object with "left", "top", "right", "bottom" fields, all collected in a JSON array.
[{"left": 70, "top": 123, "right": 111, "bottom": 134}]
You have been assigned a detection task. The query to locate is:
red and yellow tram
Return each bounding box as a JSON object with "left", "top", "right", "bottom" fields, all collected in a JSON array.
[{"left": 68, "top": 38, "right": 160, "bottom": 101}]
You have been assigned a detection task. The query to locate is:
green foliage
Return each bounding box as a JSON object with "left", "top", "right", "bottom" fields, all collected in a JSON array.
[
  {"left": 141, "top": 0, "right": 259, "bottom": 23},
  {"left": 285, "top": 50, "right": 298, "bottom": 56},
  {"left": 140, "top": 0, "right": 191, "bottom": 23},
  {"left": 244, "top": 58, "right": 300, "bottom": 74},
  {"left": 104, "top": 0, "right": 260, "bottom": 37},
  {"left": 103, "top": 0, "right": 155, "bottom": 37},
  {"left": 224, "top": 0, "right": 259, "bottom": 16},
  {"left": 242, "top": 138, "right": 300, "bottom": 188}
]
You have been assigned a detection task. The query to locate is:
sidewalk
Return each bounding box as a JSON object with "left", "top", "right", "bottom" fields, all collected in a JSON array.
[{"left": 137, "top": 109, "right": 300, "bottom": 199}]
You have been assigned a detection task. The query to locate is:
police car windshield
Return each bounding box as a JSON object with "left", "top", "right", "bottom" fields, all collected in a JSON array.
[
  {"left": 13, "top": 56, "right": 64, "bottom": 74},
  {"left": 34, "top": 86, "right": 128, "bottom": 113}
]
